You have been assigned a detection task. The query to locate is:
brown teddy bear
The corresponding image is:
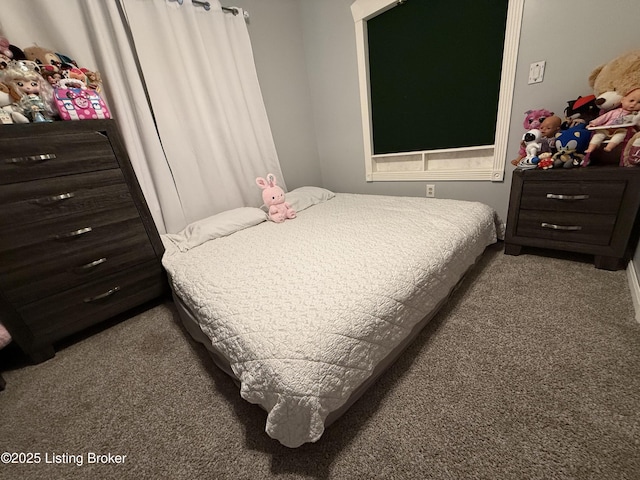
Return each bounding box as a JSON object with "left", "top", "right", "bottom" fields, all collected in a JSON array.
[{"left": 588, "top": 50, "right": 640, "bottom": 112}]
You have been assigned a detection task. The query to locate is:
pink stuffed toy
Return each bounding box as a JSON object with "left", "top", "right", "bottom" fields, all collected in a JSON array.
[{"left": 256, "top": 173, "right": 296, "bottom": 223}]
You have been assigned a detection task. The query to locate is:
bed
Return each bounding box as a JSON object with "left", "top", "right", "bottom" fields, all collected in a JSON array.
[{"left": 161, "top": 187, "right": 500, "bottom": 448}]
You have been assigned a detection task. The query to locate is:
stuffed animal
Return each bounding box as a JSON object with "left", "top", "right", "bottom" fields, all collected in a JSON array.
[
  {"left": 552, "top": 124, "right": 590, "bottom": 169},
  {"left": 589, "top": 50, "right": 640, "bottom": 112},
  {"left": 537, "top": 152, "right": 554, "bottom": 170},
  {"left": 23, "top": 45, "right": 62, "bottom": 71},
  {"left": 561, "top": 95, "right": 599, "bottom": 130},
  {"left": 256, "top": 173, "right": 296, "bottom": 223},
  {"left": 0, "top": 82, "right": 29, "bottom": 124},
  {"left": 523, "top": 109, "right": 554, "bottom": 131},
  {"left": 511, "top": 108, "right": 554, "bottom": 165}
]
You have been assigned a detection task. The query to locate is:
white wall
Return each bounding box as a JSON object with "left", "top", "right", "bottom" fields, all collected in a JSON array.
[{"left": 231, "top": 0, "right": 321, "bottom": 191}]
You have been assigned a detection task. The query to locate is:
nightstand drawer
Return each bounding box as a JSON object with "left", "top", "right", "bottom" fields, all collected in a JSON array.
[
  {"left": 0, "top": 169, "right": 133, "bottom": 227},
  {"left": 516, "top": 210, "right": 616, "bottom": 245},
  {"left": 18, "top": 261, "right": 165, "bottom": 343},
  {"left": 0, "top": 131, "right": 118, "bottom": 185},
  {"left": 520, "top": 181, "right": 625, "bottom": 214}
]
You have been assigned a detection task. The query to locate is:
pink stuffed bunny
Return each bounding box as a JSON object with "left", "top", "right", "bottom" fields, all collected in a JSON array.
[{"left": 256, "top": 173, "right": 296, "bottom": 223}]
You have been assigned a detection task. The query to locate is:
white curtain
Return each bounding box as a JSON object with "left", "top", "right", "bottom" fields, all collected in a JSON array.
[
  {"left": 81, "top": 1, "right": 182, "bottom": 234},
  {"left": 2, "top": 0, "right": 283, "bottom": 233},
  {"left": 120, "top": 0, "right": 285, "bottom": 229}
]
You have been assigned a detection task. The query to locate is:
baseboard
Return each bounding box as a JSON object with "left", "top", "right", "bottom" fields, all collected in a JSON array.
[{"left": 627, "top": 259, "right": 640, "bottom": 324}]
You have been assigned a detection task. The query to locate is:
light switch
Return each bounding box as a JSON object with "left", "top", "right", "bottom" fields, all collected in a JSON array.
[{"left": 528, "top": 61, "right": 546, "bottom": 84}]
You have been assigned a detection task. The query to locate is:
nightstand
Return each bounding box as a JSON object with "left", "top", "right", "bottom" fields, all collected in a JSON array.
[{"left": 504, "top": 165, "right": 640, "bottom": 270}]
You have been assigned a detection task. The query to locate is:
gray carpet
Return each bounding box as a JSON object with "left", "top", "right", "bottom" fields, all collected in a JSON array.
[{"left": 1, "top": 243, "right": 640, "bottom": 480}]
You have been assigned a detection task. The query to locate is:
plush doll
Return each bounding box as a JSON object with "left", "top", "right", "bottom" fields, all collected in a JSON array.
[
  {"left": 523, "top": 108, "right": 554, "bottom": 131},
  {"left": 552, "top": 124, "right": 590, "bottom": 169},
  {"left": 0, "top": 82, "right": 29, "bottom": 124},
  {"left": 561, "top": 95, "right": 599, "bottom": 130},
  {"left": 511, "top": 108, "right": 554, "bottom": 165},
  {"left": 585, "top": 88, "right": 640, "bottom": 154},
  {"left": 1, "top": 60, "right": 56, "bottom": 122},
  {"left": 536, "top": 152, "right": 554, "bottom": 170},
  {"left": 256, "top": 173, "right": 296, "bottom": 223},
  {"left": 589, "top": 50, "right": 640, "bottom": 112}
]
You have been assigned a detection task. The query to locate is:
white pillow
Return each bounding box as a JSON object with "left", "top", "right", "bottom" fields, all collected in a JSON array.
[
  {"left": 285, "top": 186, "right": 335, "bottom": 212},
  {"left": 163, "top": 207, "right": 267, "bottom": 252}
]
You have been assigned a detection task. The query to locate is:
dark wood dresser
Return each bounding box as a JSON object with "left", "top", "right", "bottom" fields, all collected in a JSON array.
[
  {"left": 504, "top": 165, "right": 640, "bottom": 270},
  {"left": 0, "top": 120, "right": 167, "bottom": 363}
]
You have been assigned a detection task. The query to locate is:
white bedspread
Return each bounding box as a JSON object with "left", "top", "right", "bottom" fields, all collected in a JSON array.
[{"left": 162, "top": 194, "right": 498, "bottom": 447}]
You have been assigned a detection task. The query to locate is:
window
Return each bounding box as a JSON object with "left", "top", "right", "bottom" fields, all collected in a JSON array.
[{"left": 351, "top": 0, "right": 524, "bottom": 182}]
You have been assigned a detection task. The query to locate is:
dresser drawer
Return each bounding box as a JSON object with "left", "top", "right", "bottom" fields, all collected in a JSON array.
[
  {"left": 520, "top": 181, "right": 625, "bottom": 214},
  {"left": 18, "top": 261, "right": 166, "bottom": 343},
  {"left": 0, "top": 205, "right": 142, "bottom": 254},
  {"left": 516, "top": 210, "right": 616, "bottom": 245},
  {"left": 0, "top": 131, "right": 119, "bottom": 185},
  {"left": 0, "top": 216, "right": 156, "bottom": 304},
  {"left": 0, "top": 169, "right": 133, "bottom": 227}
]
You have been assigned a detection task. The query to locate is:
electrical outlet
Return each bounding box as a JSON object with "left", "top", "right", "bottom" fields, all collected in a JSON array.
[
  {"left": 426, "top": 184, "right": 435, "bottom": 198},
  {"left": 528, "top": 61, "right": 546, "bottom": 84}
]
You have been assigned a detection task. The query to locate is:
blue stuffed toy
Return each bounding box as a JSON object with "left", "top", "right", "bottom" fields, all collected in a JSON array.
[{"left": 552, "top": 124, "right": 591, "bottom": 168}]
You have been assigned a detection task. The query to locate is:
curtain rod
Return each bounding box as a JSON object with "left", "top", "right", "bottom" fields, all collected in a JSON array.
[{"left": 171, "top": 0, "right": 248, "bottom": 19}]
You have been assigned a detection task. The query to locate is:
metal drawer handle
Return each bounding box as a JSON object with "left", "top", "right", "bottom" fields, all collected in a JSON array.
[
  {"left": 76, "top": 257, "right": 107, "bottom": 272},
  {"left": 541, "top": 222, "right": 582, "bottom": 231},
  {"left": 32, "top": 192, "right": 75, "bottom": 205},
  {"left": 546, "top": 193, "right": 589, "bottom": 200},
  {"left": 5, "top": 153, "right": 57, "bottom": 164},
  {"left": 83, "top": 286, "right": 120, "bottom": 303},
  {"left": 54, "top": 226, "right": 92, "bottom": 240}
]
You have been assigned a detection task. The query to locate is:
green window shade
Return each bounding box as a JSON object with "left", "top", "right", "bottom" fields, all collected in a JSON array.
[{"left": 367, "top": 0, "right": 509, "bottom": 155}]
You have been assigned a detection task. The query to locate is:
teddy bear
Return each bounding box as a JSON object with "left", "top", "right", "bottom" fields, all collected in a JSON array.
[
  {"left": 256, "top": 173, "right": 296, "bottom": 223},
  {"left": 588, "top": 50, "right": 640, "bottom": 112}
]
